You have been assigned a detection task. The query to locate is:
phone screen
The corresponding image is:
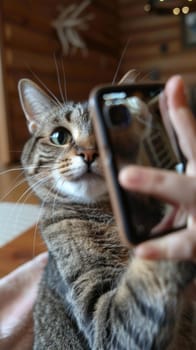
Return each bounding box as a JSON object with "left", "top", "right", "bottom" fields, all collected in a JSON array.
[{"left": 90, "top": 84, "right": 186, "bottom": 244}]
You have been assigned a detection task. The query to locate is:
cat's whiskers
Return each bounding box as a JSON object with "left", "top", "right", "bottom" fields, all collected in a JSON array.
[
  {"left": 5, "top": 174, "right": 54, "bottom": 244},
  {"left": 52, "top": 158, "right": 77, "bottom": 177},
  {"left": 0, "top": 164, "right": 54, "bottom": 202},
  {"left": 9, "top": 171, "right": 54, "bottom": 258},
  {"left": 112, "top": 37, "right": 131, "bottom": 85},
  {"left": 51, "top": 178, "right": 63, "bottom": 223},
  {"left": 0, "top": 167, "right": 25, "bottom": 176},
  {"left": 12, "top": 173, "right": 51, "bottom": 207},
  {"left": 58, "top": 164, "right": 73, "bottom": 174},
  {"left": 58, "top": 166, "right": 76, "bottom": 176},
  {"left": 56, "top": 159, "right": 72, "bottom": 168},
  {"left": 61, "top": 56, "right": 68, "bottom": 102},
  {"left": 1, "top": 180, "right": 39, "bottom": 243},
  {"left": 54, "top": 53, "right": 67, "bottom": 106},
  {"left": 27, "top": 67, "right": 64, "bottom": 110},
  {"left": 32, "top": 185, "right": 54, "bottom": 257},
  {"left": 0, "top": 176, "right": 28, "bottom": 202},
  {"left": 1, "top": 161, "right": 80, "bottom": 241},
  {"left": 0, "top": 164, "right": 52, "bottom": 177}
]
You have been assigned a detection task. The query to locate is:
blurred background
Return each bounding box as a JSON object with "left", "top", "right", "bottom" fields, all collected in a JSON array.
[{"left": 0, "top": 0, "right": 196, "bottom": 166}]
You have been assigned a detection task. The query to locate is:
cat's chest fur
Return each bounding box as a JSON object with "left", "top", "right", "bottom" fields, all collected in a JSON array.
[
  {"left": 35, "top": 201, "right": 195, "bottom": 350},
  {"left": 40, "top": 202, "right": 130, "bottom": 271}
]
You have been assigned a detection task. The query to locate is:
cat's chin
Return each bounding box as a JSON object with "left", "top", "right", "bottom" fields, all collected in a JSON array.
[
  {"left": 75, "top": 172, "right": 102, "bottom": 182},
  {"left": 53, "top": 171, "right": 108, "bottom": 204}
]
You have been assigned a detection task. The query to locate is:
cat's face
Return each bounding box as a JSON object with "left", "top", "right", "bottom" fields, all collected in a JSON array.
[{"left": 18, "top": 79, "right": 107, "bottom": 204}]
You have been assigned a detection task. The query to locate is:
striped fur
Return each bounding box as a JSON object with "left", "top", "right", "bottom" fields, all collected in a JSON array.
[{"left": 19, "top": 79, "right": 196, "bottom": 349}]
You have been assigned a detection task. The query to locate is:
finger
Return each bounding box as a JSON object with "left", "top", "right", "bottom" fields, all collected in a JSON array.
[
  {"left": 0, "top": 252, "right": 48, "bottom": 290},
  {"left": 0, "top": 253, "right": 48, "bottom": 315},
  {"left": 134, "top": 229, "right": 196, "bottom": 261},
  {"left": 159, "top": 91, "right": 181, "bottom": 159},
  {"left": 119, "top": 165, "right": 196, "bottom": 210},
  {"left": 165, "top": 75, "right": 196, "bottom": 161}
]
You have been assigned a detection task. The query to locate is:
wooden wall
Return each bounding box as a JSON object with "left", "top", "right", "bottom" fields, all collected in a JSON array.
[
  {"left": 1, "top": 0, "right": 196, "bottom": 163},
  {"left": 0, "top": 0, "right": 120, "bottom": 162},
  {"left": 118, "top": 0, "right": 196, "bottom": 83}
]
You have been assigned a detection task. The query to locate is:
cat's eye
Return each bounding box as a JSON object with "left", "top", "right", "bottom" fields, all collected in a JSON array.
[{"left": 50, "top": 127, "right": 72, "bottom": 146}]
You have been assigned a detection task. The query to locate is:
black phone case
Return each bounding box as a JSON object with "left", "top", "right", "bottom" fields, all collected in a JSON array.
[{"left": 89, "top": 83, "right": 185, "bottom": 244}]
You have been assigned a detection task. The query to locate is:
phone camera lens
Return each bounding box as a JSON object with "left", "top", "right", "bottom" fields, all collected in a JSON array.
[{"left": 107, "top": 104, "right": 131, "bottom": 127}]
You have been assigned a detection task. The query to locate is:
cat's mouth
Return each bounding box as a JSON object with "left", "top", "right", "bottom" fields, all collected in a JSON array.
[
  {"left": 78, "top": 171, "right": 103, "bottom": 182},
  {"left": 74, "top": 163, "right": 104, "bottom": 181}
]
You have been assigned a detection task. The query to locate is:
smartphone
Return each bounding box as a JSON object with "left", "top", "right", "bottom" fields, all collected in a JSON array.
[{"left": 89, "top": 83, "right": 186, "bottom": 245}]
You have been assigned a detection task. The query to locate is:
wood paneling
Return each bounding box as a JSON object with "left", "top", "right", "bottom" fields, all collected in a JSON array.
[
  {"left": 2, "top": 0, "right": 196, "bottom": 163},
  {"left": 118, "top": 0, "right": 196, "bottom": 83},
  {"left": 0, "top": 0, "right": 120, "bottom": 163}
]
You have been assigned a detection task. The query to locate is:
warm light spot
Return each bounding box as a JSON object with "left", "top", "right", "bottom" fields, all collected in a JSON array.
[
  {"left": 182, "top": 6, "right": 190, "bottom": 14},
  {"left": 144, "top": 4, "right": 151, "bottom": 12},
  {"left": 173, "top": 7, "right": 181, "bottom": 15}
]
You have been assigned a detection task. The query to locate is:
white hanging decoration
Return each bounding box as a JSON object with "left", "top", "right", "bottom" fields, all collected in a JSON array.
[{"left": 52, "top": 0, "right": 93, "bottom": 55}]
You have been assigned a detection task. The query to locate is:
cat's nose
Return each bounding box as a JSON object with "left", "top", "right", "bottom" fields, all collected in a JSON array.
[{"left": 77, "top": 149, "right": 98, "bottom": 164}]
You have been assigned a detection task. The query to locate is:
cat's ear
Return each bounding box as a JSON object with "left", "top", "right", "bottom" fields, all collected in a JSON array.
[
  {"left": 118, "top": 69, "right": 140, "bottom": 85},
  {"left": 18, "top": 79, "right": 56, "bottom": 134}
]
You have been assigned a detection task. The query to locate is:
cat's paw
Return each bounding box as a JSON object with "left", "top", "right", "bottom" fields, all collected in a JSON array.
[{"left": 129, "top": 258, "right": 196, "bottom": 293}]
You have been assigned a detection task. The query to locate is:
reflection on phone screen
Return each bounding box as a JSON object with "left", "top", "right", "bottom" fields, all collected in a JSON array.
[{"left": 100, "top": 85, "right": 186, "bottom": 241}]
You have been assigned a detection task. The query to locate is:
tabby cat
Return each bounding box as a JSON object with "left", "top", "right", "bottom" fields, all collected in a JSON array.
[{"left": 18, "top": 78, "right": 195, "bottom": 350}]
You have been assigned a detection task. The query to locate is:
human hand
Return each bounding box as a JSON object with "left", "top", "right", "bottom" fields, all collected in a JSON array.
[
  {"left": 0, "top": 252, "right": 48, "bottom": 350},
  {"left": 119, "top": 75, "right": 196, "bottom": 262}
]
